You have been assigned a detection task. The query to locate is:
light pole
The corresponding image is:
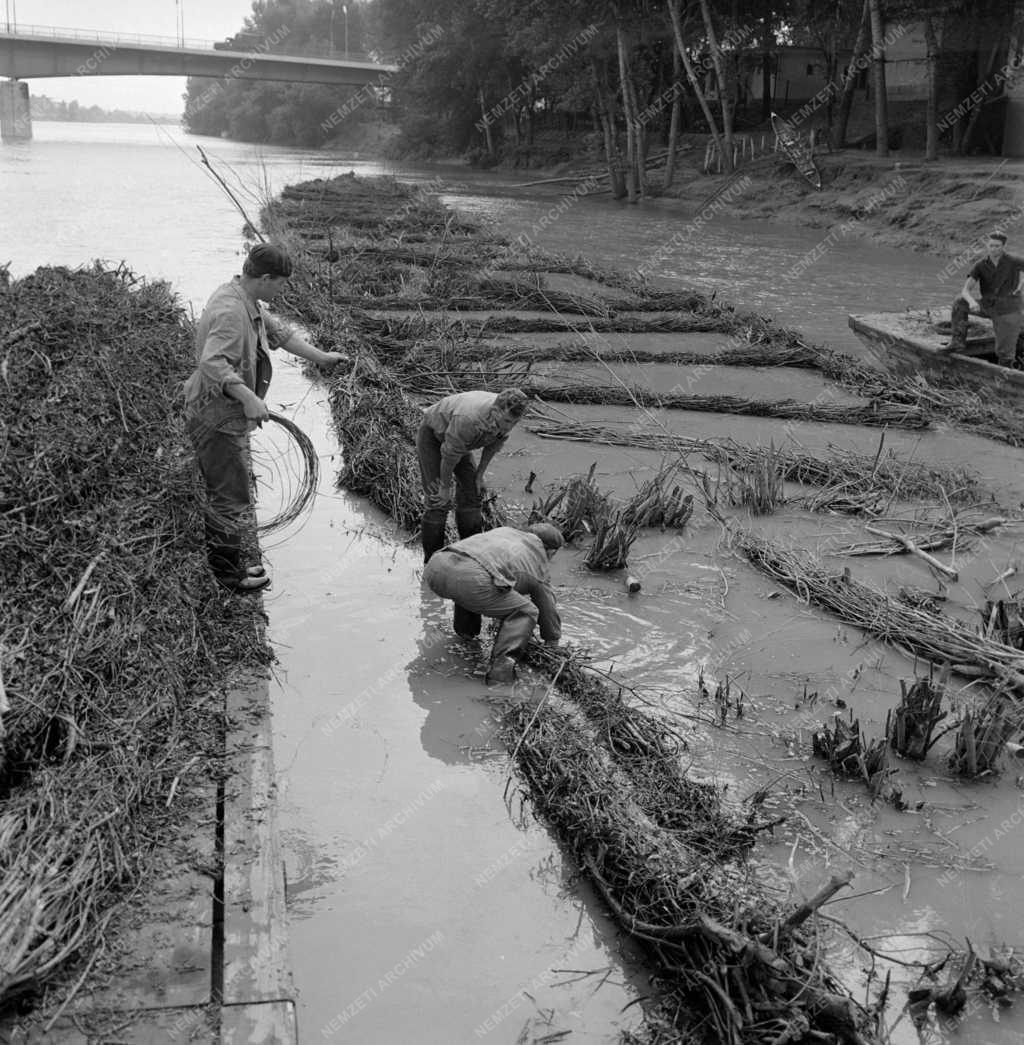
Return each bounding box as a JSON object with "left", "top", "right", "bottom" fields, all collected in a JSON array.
[{"left": 342, "top": 3, "right": 348, "bottom": 59}]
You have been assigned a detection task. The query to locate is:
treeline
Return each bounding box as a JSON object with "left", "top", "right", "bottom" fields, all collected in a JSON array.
[
  {"left": 183, "top": 0, "right": 1022, "bottom": 184},
  {"left": 32, "top": 95, "right": 179, "bottom": 124},
  {"left": 183, "top": 0, "right": 375, "bottom": 146}
]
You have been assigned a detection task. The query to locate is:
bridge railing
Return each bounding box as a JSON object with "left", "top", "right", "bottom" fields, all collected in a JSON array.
[{"left": 0, "top": 23, "right": 376, "bottom": 62}]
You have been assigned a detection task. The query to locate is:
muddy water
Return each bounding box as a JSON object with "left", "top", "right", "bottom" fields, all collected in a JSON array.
[{"left": 7, "top": 123, "right": 1024, "bottom": 1042}]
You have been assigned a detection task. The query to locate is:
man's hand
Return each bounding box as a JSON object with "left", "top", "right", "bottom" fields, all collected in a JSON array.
[
  {"left": 242, "top": 394, "right": 270, "bottom": 423},
  {"left": 319, "top": 351, "right": 350, "bottom": 366},
  {"left": 427, "top": 480, "right": 454, "bottom": 509}
]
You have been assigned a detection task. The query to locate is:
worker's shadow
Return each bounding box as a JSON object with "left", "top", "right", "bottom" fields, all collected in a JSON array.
[{"left": 405, "top": 584, "right": 505, "bottom": 765}]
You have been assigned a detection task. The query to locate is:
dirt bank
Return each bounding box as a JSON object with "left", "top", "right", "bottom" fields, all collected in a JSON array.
[{"left": 522, "top": 146, "right": 1024, "bottom": 263}]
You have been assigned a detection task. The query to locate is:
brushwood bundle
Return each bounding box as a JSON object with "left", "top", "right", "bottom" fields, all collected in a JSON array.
[
  {"left": 508, "top": 646, "right": 882, "bottom": 1045},
  {"left": 0, "top": 264, "right": 266, "bottom": 1010}
]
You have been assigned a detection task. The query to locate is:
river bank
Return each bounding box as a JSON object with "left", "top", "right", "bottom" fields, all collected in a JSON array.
[{"left": 0, "top": 265, "right": 295, "bottom": 1042}]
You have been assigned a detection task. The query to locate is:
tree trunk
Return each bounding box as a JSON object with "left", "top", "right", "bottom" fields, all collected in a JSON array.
[
  {"left": 477, "top": 84, "right": 494, "bottom": 157},
  {"left": 664, "top": 48, "right": 682, "bottom": 188},
  {"left": 616, "top": 24, "right": 639, "bottom": 202},
  {"left": 625, "top": 52, "right": 648, "bottom": 197},
  {"left": 867, "top": 0, "right": 888, "bottom": 156},
  {"left": 961, "top": 38, "right": 1003, "bottom": 154},
  {"left": 923, "top": 11, "right": 939, "bottom": 160},
  {"left": 667, "top": 0, "right": 729, "bottom": 171},
  {"left": 760, "top": 16, "right": 774, "bottom": 122},
  {"left": 832, "top": 0, "right": 869, "bottom": 149},
  {"left": 698, "top": 0, "right": 733, "bottom": 162},
  {"left": 592, "top": 59, "right": 626, "bottom": 199}
]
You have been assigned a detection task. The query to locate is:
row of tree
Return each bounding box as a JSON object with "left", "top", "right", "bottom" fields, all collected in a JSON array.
[
  {"left": 183, "top": 0, "right": 1023, "bottom": 192},
  {"left": 32, "top": 95, "right": 178, "bottom": 124}
]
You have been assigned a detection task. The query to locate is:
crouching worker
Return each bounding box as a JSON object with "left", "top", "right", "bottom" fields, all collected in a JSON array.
[
  {"left": 416, "top": 388, "right": 529, "bottom": 563},
  {"left": 423, "top": 523, "right": 564, "bottom": 684}
]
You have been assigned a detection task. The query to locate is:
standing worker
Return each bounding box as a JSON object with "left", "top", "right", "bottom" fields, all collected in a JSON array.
[
  {"left": 423, "top": 523, "right": 564, "bottom": 683},
  {"left": 184, "top": 244, "right": 348, "bottom": 594},
  {"left": 416, "top": 388, "right": 529, "bottom": 562},
  {"left": 948, "top": 232, "right": 1024, "bottom": 365}
]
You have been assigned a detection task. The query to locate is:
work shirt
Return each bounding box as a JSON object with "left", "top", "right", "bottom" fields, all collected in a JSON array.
[
  {"left": 445, "top": 527, "right": 561, "bottom": 640},
  {"left": 969, "top": 253, "right": 1024, "bottom": 315},
  {"left": 183, "top": 278, "right": 292, "bottom": 423},
  {"left": 421, "top": 391, "right": 509, "bottom": 463}
]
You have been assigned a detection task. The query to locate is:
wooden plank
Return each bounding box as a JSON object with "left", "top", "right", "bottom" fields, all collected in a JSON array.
[
  {"left": 220, "top": 1001, "right": 298, "bottom": 1044},
  {"left": 221, "top": 672, "right": 294, "bottom": 1007}
]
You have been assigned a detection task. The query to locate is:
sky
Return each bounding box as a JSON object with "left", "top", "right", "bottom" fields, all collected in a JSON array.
[{"left": 6, "top": 0, "right": 262, "bottom": 114}]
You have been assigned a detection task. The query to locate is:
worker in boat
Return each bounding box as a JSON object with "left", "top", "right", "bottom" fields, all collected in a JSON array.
[
  {"left": 423, "top": 523, "right": 564, "bottom": 684},
  {"left": 184, "top": 243, "right": 348, "bottom": 594},
  {"left": 416, "top": 388, "right": 529, "bottom": 562},
  {"left": 948, "top": 232, "right": 1024, "bottom": 366}
]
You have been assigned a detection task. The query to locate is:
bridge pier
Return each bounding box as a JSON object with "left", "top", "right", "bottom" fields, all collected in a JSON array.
[{"left": 0, "top": 79, "right": 31, "bottom": 141}]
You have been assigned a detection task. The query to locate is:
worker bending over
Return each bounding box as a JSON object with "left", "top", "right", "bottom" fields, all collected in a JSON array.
[
  {"left": 416, "top": 388, "right": 529, "bottom": 562},
  {"left": 423, "top": 523, "right": 564, "bottom": 684}
]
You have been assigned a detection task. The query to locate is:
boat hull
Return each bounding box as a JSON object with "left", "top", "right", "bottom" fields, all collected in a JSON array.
[{"left": 848, "top": 310, "right": 1024, "bottom": 407}]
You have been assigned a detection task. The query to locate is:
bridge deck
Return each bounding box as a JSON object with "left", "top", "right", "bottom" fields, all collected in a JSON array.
[{"left": 0, "top": 30, "right": 394, "bottom": 86}]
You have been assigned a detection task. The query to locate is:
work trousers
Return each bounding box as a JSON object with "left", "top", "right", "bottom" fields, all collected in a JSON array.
[
  {"left": 951, "top": 298, "right": 1024, "bottom": 366},
  {"left": 423, "top": 551, "right": 538, "bottom": 657},
  {"left": 186, "top": 412, "right": 257, "bottom": 578},
  {"left": 416, "top": 423, "right": 484, "bottom": 565}
]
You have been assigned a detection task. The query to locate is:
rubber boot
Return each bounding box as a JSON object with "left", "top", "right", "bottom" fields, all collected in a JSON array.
[
  {"left": 455, "top": 507, "right": 483, "bottom": 540},
  {"left": 421, "top": 508, "right": 448, "bottom": 563},
  {"left": 486, "top": 611, "right": 536, "bottom": 683},
  {"left": 949, "top": 297, "right": 969, "bottom": 351},
  {"left": 453, "top": 603, "right": 482, "bottom": 639},
  {"left": 205, "top": 524, "right": 241, "bottom": 579}
]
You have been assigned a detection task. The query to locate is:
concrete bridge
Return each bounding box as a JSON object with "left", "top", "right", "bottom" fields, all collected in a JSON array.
[{"left": 0, "top": 24, "right": 396, "bottom": 140}]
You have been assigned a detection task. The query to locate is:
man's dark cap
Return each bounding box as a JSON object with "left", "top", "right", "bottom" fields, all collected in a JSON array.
[
  {"left": 527, "top": 522, "right": 564, "bottom": 552},
  {"left": 244, "top": 243, "right": 293, "bottom": 278}
]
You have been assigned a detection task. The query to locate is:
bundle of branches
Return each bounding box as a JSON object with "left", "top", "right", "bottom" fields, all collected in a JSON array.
[
  {"left": 950, "top": 698, "right": 1021, "bottom": 777},
  {"left": 459, "top": 339, "right": 825, "bottom": 369},
  {"left": 813, "top": 712, "right": 890, "bottom": 794},
  {"left": 472, "top": 277, "right": 612, "bottom": 317},
  {"left": 886, "top": 671, "right": 948, "bottom": 760},
  {"left": 710, "top": 437, "right": 984, "bottom": 509},
  {"left": 733, "top": 532, "right": 1024, "bottom": 689},
  {"left": 328, "top": 364, "right": 425, "bottom": 533},
  {"left": 522, "top": 383, "right": 929, "bottom": 429},
  {"left": 504, "top": 654, "right": 880, "bottom": 1044},
  {"left": 459, "top": 313, "right": 745, "bottom": 335},
  {"left": 526, "top": 419, "right": 953, "bottom": 503},
  {"left": 0, "top": 264, "right": 264, "bottom": 1008},
  {"left": 529, "top": 463, "right": 609, "bottom": 542},
  {"left": 621, "top": 465, "right": 694, "bottom": 529},
  {"left": 273, "top": 176, "right": 483, "bottom": 241},
  {"left": 584, "top": 510, "right": 640, "bottom": 570},
  {"left": 817, "top": 351, "right": 1024, "bottom": 447}
]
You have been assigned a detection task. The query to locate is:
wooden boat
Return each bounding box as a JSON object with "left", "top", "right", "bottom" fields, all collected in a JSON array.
[
  {"left": 848, "top": 309, "right": 1024, "bottom": 405},
  {"left": 770, "top": 111, "right": 821, "bottom": 189}
]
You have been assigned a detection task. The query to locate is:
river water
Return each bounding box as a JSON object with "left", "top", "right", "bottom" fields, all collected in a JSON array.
[{"left": 4, "top": 122, "right": 1020, "bottom": 1044}]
